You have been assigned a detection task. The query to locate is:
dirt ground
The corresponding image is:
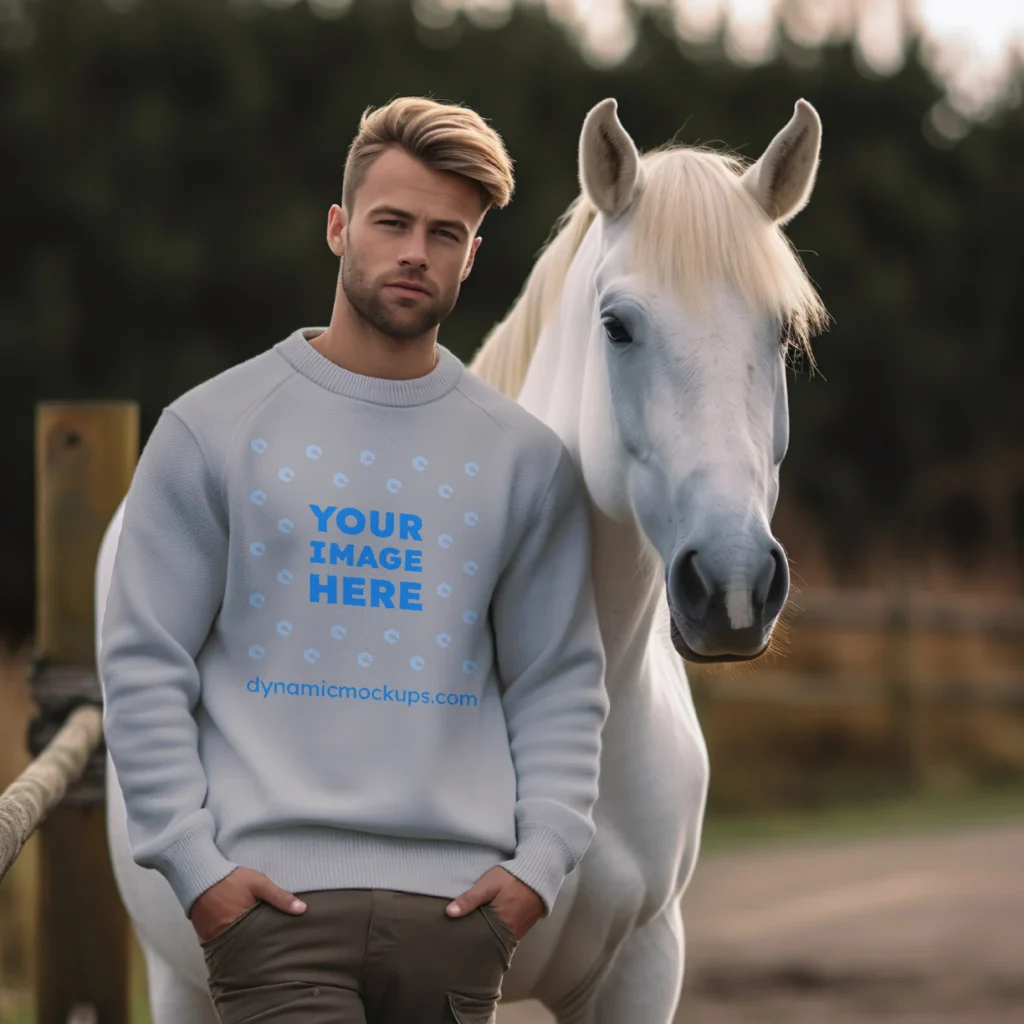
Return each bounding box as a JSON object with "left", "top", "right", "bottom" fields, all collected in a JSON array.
[{"left": 499, "top": 822, "right": 1024, "bottom": 1023}]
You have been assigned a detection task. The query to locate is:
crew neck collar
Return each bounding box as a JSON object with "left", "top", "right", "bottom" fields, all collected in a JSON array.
[{"left": 274, "top": 328, "right": 464, "bottom": 407}]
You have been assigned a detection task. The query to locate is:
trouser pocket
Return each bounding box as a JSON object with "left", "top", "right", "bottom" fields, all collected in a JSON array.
[
  {"left": 205, "top": 890, "right": 371, "bottom": 1023},
  {"left": 362, "top": 891, "right": 516, "bottom": 1024},
  {"left": 447, "top": 990, "right": 499, "bottom": 1024},
  {"left": 478, "top": 902, "right": 519, "bottom": 969},
  {"left": 201, "top": 901, "right": 267, "bottom": 977}
]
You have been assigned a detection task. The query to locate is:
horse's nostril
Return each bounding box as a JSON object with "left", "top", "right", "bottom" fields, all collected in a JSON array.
[
  {"left": 760, "top": 545, "right": 789, "bottom": 621},
  {"left": 672, "top": 551, "right": 710, "bottom": 621}
]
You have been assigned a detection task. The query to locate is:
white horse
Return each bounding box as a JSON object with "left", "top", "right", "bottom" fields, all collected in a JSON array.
[{"left": 95, "top": 98, "right": 826, "bottom": 1023}]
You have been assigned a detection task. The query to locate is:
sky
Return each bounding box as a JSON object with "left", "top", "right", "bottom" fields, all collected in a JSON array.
[{"left": 435, "top": 0, "right": 1024, "bottom": 118}]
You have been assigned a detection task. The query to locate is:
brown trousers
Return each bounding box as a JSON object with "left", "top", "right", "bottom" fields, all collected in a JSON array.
[{"left": 201, "top": 889, "right": 519, "bottom": 1024}]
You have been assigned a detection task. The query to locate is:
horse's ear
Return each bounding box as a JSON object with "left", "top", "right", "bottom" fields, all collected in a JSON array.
[
  {"left": 579, "top": 98, "right": 641, "bottom": 220},
  {"left": 741, "top": 99, "right": 821, "bottom": 224}
]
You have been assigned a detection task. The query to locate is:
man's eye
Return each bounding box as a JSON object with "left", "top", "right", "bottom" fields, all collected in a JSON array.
[
  {"left": 379, "top": 220, "right": 403, "bottom": 228},
  {"left": 433, "top": 229, "right": 458, "bottom": 241},
  {"left": 602, "top": 316, "right": 633, "bottom": 346}
]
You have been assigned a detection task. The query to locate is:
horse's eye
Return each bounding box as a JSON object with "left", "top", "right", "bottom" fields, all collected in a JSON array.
[{"left": 602, "top": 316, "right": 633, "bottom": 346}]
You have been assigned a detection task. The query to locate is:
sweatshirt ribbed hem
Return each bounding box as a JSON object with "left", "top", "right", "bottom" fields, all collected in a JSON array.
[
  {"left": 225, "top": 827, "right": 508, "bottom": 901},
  {"left": 274, "top": 328, "right": 463, "bottom": 406},
  {"left": 150, "top": 827, "right": 238, "bottom": 914},
  {"left": 499, "top": 824, "right": 579, "bottom": 915}
]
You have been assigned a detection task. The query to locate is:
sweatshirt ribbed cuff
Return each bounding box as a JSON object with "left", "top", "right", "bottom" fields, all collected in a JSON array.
[
  {"left": 148, "top": 828, "right": 238, "bottom": 914},
  {"left": 498, "top": 824, "right": 578, "bottom": 916}
]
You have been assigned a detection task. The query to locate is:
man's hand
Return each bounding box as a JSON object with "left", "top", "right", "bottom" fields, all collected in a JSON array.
[
  {"left": 189, "top": 866, "right": 306, "bottom": 943},
  {"left": 445, "top": 866, "right": 544, "bottom": 942}
]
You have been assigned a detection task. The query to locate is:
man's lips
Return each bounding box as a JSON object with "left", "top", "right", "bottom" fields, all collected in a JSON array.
[{"left": 387, "top": 281, "right": 431, "bottom": 296}]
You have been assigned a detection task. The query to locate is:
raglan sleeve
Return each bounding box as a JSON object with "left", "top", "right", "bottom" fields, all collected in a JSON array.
[
  {"left": 98, "top": 408, "right": 237, "bottom": 914},
  {"left": 490, "top": 445, "right": 609, "bottom": 914}
]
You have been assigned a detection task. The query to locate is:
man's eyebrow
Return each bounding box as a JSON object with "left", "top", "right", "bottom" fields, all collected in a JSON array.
[{"left": 370, "top": 206, "right": 470, "bottom": 235}]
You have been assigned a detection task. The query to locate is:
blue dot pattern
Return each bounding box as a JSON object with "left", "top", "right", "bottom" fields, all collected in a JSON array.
[{"left": 245, "top": 434, "right": 490, "bottom": 687}]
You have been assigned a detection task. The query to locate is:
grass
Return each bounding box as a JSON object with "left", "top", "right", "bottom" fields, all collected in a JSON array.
[{"left": 700, "top": 780, "right": 1024, "bottom": 853}]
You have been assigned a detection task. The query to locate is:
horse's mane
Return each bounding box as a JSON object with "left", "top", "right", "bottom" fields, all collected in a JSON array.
[
  {"left": 469, "top": 194, "right": 598, "bottom": 397},
  {"left": 470, "top": 145, "right": 827, "bottom": 398}
]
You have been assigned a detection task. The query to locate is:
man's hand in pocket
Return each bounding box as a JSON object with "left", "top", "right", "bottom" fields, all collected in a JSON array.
[
  {"left": 445, "top": 866, "right": 544, "bottom": 942},
  {"left": 189, "top": 866, "right": 306, "bottom": 943}
]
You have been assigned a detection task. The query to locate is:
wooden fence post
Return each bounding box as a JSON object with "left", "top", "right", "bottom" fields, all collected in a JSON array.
[{"left": 32, "top": 402, "right": 138, "bottom": 1024}]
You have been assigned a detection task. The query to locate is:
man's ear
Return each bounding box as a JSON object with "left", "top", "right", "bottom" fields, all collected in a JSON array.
[
  {"left": 327, "top": 204, "right": 347, "bottom": 258},
  {"left": 462, "top": 236, "right": 483, "bottom": 281}
]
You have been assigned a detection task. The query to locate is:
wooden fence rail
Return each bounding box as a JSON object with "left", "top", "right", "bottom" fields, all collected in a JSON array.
[
  {"left": 700, "top": 670, "right": 1024, "bottom": 708},
  {"left": 696, "top": 585, "right": 1024, "bottom": 790},
  {"left": 789, "top": 588, "right": 1024, "bottom": 638}
]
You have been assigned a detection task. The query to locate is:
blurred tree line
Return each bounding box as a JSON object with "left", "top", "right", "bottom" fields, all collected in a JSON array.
[{"left": 2, "top": 0, "right": 1023, "bottom": 637}]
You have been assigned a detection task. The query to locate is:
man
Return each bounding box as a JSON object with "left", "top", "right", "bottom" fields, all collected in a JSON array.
[{"left": 99, "top": 96, "right": 608, "bottom": 1023}]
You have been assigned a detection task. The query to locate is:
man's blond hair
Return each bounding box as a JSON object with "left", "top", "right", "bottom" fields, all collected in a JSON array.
[{"left": 342, "top": 97, "right": 515, "bottom": 214}]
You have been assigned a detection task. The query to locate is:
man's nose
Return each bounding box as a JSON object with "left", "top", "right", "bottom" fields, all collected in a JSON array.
[{"left": 398, "top": 229, "right": 429, "bottom": 270}]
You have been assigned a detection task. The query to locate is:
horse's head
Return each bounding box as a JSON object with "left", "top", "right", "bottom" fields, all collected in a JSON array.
[{"left": 575, "top": 99, "right": 826, "bottom": 663}]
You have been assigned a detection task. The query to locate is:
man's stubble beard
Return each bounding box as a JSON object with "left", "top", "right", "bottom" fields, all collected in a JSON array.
[{"left": 341, "top": 245, "right": 460, "bottom": 342}]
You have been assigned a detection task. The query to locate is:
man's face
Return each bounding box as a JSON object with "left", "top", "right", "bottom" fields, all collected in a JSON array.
[{"left": 333, "top": 147, "right": 485, "bottom": 341}]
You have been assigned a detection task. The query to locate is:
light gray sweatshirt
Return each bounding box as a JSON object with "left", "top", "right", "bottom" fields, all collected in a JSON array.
[{"left": 99, "top": 328, "right": 608, "bottom": 917}]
